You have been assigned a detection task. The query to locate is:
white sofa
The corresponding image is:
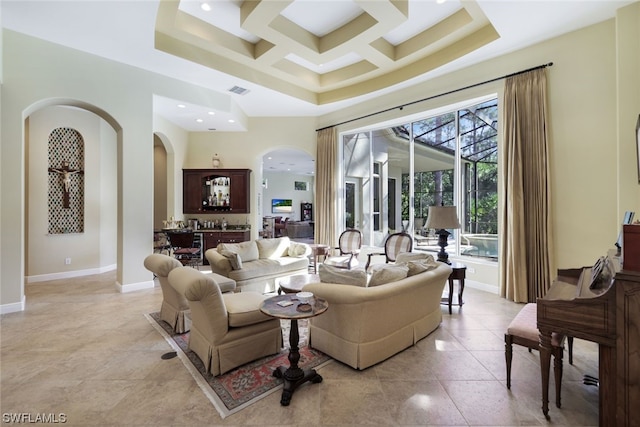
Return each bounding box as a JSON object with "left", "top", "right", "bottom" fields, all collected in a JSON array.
[
  {"left": 205, "top": 236, "right": 311, "bottom": 293},
  {"left": 303, "top": 257, "right": 452, "bottom": 370}
]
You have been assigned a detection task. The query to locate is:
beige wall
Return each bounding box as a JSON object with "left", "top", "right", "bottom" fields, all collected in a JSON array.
[
  {"left": 27, "top": 106, "right": 117, "bottom": 280},
  {"left": 1, "top": 4, "right": 638, "bottom": 311},
  {"left": 262, "top": 171, "right": 315, "bottom": 220}
]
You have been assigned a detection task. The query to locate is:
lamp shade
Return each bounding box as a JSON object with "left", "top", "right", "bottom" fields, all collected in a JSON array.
[{"left": 425, "top": 206, "right": 460, "bottom": 230}]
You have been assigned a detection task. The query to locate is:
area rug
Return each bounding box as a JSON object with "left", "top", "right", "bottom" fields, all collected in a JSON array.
[{"left": 145, "top": 312, "right": 331, "bottom": 418}]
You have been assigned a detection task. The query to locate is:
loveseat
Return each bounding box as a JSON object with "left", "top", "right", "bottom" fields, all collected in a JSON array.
[
  {"left": 302, "top": 255, "right": 452, "bottom": 370},
  {"left": 205, "top": 236, "right": 311, "bottom": 293}
]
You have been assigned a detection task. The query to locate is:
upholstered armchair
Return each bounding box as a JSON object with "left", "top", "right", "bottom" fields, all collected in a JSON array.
[
  {"left": 324, "top": 229, "right": 362, "bottom": 269},
  {"left": 168, "top": 266, "right": 283, "bottom": 376},
  {"left": 144, "top": 254, "right": 191, "bottom": 333},
  {"left": 365, "top": 231, "right": 413, "bottom": 271}
]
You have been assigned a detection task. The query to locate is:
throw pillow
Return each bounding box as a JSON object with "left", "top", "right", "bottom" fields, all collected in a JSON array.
[
  {"left": 218, "top": 241, "right": 259, "bottom": 263},
  {"left": 288, "top": 242, "right": 311, "bottom": 257},
  {"left": 256, "top": 237, "right": 290, "bottom": 259},
  {"left": 318, "top": 264, "right": 367, "bottom": 287},
  {"left": 368, "top": 264, "right": 409, "bottom": 287},
  {"left": 220, "top": 249, "right": 242, "bottom": 270},
  {"left": 395, "top": 252, "right": 429, "bottom": 264},
  {"left": 406, "top": 257, "right": 440, "bottom": 276}
]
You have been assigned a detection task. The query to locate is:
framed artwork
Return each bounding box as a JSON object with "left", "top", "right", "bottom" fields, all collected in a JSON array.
[{"left": 294, "top": 181, "right": 308, "bottom": 191}]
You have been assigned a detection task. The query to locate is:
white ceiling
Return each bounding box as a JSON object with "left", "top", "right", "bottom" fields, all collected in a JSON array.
[{"left": 1, "top": 0, "right": 635, "bottom": 174}]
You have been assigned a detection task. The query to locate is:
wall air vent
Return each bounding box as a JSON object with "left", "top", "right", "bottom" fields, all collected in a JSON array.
[{"left": 228, "top": 85, "right": 250, "bottom": 95}]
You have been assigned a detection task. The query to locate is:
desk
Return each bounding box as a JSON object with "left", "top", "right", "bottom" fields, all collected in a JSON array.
[
  {"left": 308, "top": 244, "right": 330, "bottom": 274},
  {"left": 260, "top": 294, "right": 329, "bottom": 406},
  {"left": 442, "top": 262, "right": 466, "bottom": 314}
]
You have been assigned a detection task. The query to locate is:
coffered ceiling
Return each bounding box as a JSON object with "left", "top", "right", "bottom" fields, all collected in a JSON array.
[
  {"left": 2, "top": 0, "right": 635, "bottom": 134},
  {"left": 156, "top": 0, "right": 498, "bottom": 105}
]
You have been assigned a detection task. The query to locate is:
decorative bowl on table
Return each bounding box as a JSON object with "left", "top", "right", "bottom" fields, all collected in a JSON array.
[{"left": 295, "top": 291, "right": 314, "bottom": 305}]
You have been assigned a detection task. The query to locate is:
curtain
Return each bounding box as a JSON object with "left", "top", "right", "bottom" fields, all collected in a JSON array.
[
  {"left": 500, "top": 68, "right": 555, "bottom": 302},
  {"left": 315, "top": 127, "right": 338, "bottom": 248}
]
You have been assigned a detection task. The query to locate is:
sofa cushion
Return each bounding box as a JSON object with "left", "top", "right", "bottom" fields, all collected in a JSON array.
[
  {"left": 218, "top": 240, "right": 259, "bottom": 263},
  {"left": 257, "top": 237, "right": 290, "bottom": 259},
  {"left": 223, "top": 292, "right": 271, "bottom": 327},
  {"left": 220, "top": 250, "right": 242, "bottom": 270},
  {"left": 227, "top": 257, "right": 309, "bottom": 282},
  {"left": 395, "top": 252, "right": 429, "bottom": 264},
  {"left": 368, "top": 264, "right": 409, "bottom": 287},
  {"left": 288, "top": 241, "right": 311, "bottom": 257},
  {"left": 319, "top": 264, "right": 367, "bottom": 287},
  {"left": 406, "top": 259, "right": 440, "bottom": 276}
]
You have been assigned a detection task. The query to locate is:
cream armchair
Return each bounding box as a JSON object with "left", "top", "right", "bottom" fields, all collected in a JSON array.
[
  {"left": 144, "top": 254, "right": 190, "bottom": 333},
  {"left": 168, "top": 266, "right": 283, "bottom": 376}
]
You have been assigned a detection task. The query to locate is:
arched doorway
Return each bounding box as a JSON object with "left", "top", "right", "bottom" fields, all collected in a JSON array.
[{"left": 261, "top": 148, "right": 315, "bottom": 240}]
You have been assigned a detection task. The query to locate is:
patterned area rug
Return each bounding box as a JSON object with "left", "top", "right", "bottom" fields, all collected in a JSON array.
[{"left": 145, "top": 312, "right": 331, "bottom": 418}]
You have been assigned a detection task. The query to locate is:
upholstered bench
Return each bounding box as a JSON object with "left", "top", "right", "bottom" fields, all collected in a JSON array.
[{"left": 505, "top": 303, "right": 572, "bottom": 409}]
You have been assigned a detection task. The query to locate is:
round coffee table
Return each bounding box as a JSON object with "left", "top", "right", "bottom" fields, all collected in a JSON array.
[{"left": 277, "top": 273, "right": 320, "bottom": 294}]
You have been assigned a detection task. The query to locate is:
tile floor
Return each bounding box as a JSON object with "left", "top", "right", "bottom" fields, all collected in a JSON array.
[{"left": 1, "top": 270, "right": 600, "bottom": 426}]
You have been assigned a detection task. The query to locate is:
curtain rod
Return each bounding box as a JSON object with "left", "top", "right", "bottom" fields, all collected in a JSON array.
[{"left": 316, "top": 62, "right": 553, "bottom": 132}]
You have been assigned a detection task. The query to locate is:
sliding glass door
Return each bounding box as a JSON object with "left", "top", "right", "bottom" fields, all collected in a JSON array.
[{"left": 341, "top": 97, "right": 498, "bottom": 260}]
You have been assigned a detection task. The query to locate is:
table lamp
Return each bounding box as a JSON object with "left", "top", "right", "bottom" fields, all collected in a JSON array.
[{"left": 425, "top": 206, "right": 460, "bottom": 264}]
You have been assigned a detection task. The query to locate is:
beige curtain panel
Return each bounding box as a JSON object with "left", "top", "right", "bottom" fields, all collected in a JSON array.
[
  {"left": 315, "top": 127, "right": 338, "bottom": 248},
  {"left": 500, "top": 68, "right": 555, "bottom": 303}
]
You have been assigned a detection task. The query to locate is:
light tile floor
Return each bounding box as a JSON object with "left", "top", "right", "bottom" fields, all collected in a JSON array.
[{"left": 1, "top": 271, "right": 600, "bottom": 426}]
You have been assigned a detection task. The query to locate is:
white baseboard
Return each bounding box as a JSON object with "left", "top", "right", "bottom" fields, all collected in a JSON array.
[
  {"left": 465, "top": 279, "right": 499, "bottom": 294},
  {"left": 26, "top": 264, "right": 117, "bottom": 283},
  {"left": 117, "top": 280, "right": 155, "bottom": 293},
  {"left": 0, "top": 296, "right": 26, "bottom": 315}
]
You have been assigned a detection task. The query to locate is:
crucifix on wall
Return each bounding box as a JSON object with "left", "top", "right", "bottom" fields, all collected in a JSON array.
[{"left": 48, "top": 160, "right": 84, "bottom": 208}]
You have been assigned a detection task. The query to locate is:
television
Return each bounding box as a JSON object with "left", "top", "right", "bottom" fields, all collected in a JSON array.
[{"left": 272, "top": 198, "right": 293, "bottom": 213}]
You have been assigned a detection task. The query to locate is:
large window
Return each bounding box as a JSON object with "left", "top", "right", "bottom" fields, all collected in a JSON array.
[{"left": 341, "top": 97, "right": 498, "bottom": 260}]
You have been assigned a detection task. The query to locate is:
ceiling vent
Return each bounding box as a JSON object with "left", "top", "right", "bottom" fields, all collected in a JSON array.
[{"left": 228, "top": 85, "right": 250, "bottom": 95}]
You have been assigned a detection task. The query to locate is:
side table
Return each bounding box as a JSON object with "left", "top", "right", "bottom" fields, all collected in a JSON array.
[
  {"left": 260, "top": 294, "right": 329, "bottom": 406},
  {"left": 308, "top": 244, "right": 330, "bottom": 274},
  {"left": 442, "top": 262, "right": 466, "bottom": 314}
]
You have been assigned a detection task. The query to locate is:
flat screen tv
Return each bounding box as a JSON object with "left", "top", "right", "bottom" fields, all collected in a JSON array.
[{"left": 272, "top": 198, "right": 293, "bottom": 213}]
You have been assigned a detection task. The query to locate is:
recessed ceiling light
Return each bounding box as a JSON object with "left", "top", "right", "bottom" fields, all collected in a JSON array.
[
  {"left": 228, "top": 119, "right": 235, "bottom": 123},
  {"left": 201, "top": 2, "right": 211, "bottom": 12},
  {"left": 436, "top": 0, "right": 447, "bottom": 4},
  {"left": 177, "top": 104, "right": 186, "bottom": 108},
  {"left": 208, "top": 111, "right": 215, "bottom": 115},
  {"left": 196, "top": 118, "right": 203, "bottom": 123}
]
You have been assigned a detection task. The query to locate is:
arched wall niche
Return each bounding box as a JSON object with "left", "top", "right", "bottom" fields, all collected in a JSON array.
[{"left": 24, "top": 98, "right": 121, "bottom": 283}]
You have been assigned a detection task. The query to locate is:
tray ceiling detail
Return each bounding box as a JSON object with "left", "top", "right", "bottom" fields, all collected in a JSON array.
[{"left": 155, "top": 0, "right": 499, "bottom": 105}]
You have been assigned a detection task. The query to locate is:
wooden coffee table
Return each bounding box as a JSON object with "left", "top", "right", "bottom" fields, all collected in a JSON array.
[{"left": 277, "top": 273, "right": 320, "bottom": 294}]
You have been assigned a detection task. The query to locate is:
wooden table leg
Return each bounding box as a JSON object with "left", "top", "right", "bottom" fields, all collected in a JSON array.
[
  {"left": 273, "top": 319, "right": 323, "bottom": 406},
  {"left": 539, "top": 327, "right": 552, "bottom": 419}
]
